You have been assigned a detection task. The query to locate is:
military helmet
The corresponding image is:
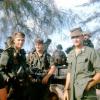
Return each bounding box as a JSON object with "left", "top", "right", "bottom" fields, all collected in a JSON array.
[{"left": 56, "top": 44, "right": 62, "bottom": 50}]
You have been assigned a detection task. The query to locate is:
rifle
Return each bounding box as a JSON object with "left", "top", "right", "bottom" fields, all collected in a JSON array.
[
  {"left": 29, "top": 67, "right": 48, "bottom": 82},
  {"left": 29, "top": 66, "right": 67, "bottom": 85},
  {"left": 5, "top": 66, "right": 33, "bottom": 100}
]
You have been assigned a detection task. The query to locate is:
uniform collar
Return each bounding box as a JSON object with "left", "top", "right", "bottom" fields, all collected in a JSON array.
[
  {"left": 35, "top": 51, "right": 45, "bottom": 58},
  {"left": 69, "top": 46, "right": 86, "bottom": 56},
  {"left": 81, "top": 46, "right": 85, "bottom": 53},
  {"left": 76, "top": 46, "right": 86, "bottom": 56}
]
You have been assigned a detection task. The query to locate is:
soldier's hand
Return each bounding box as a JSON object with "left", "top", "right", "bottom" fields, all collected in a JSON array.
[
  {"left": 85, "top": 80, "right": 95, "bottom": 91},
  {"left": 85, "top": 83, "right": 91, "bottom": 91},
  {"left": 3, "top": 74, "right": 9, "bottom": 82},
  {"left": 63, "top": 90, "right": 70, "bottom": 100}
]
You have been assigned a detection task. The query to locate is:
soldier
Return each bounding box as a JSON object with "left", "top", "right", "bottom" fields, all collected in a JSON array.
[
  {"left": 0, "top": 32, "right": 27, "bottom": 100},
  {"left": 27, "top": 38, "right": 51, "bottom": 64},
  {"left": 52, "top": 44, "right": 67, "bottom": 67},
  {"left": 28, "top": 37, "right": 56, "bottom": 100},
  {"left": 29, "top": 37, "right": 56, "bottom": 84},
  {"left": 65, "top": 31, "right": 94, "bottom": 55},
  {"left": 83, "top": 32, "right": 94, "bottom": 48},
  {"left": 50, "top": 44, "right": 67, "bottom": 100},
  {"left": 64, "top": 27, "right": 100, "bottom": 100}
]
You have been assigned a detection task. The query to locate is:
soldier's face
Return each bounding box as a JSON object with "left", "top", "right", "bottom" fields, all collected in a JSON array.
[
  {"left": 71, "top": 35, "right": 83, "bottom": 47},
  {"left": 13, "top": 37, "right": 25, "bottom": 49},
  {"left": 84, "top": 35, "right": 89, "bottom": 40},
  {"left": 35, "top": 43, "right": 44, "bottom": 52}
]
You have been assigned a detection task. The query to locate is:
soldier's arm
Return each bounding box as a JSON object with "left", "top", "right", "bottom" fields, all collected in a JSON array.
[
  {"left": 47, "top": 65, "right": 56, "bottom": 77},
  {"left": 0, "top": 51, "right": 9, "bottom": 68},
  {"left": 0, "top": 51, "right": 9, "bottom": 100},
  {"left": 64, "top": 72, "right": 70, "bottom": 100},
  {"left": 64, "top": 72, "right": 70, "bottom": 90},
  {"left": 49, "top": 54, "right": 57, "bottom": 75},
  {"left": 92, "top": 73, "right": 100, "bottom": 83},
  {"left": 42, "top": 65, "right": 56, "bottom": 84},
  {"left": 0, "top": 51, "right": 9, "bottom": 81},
  {"left": 85, "top": 50, "right": 100, "bottom": 91},
  {"left": 63, "top": 53, "right": 72, "bottom": 100},
  {"left": 92, "top": 50, "right": 100, "bottom": 84},
  {"left": 64, "top": 54, "right": 71, "bottom": 90},
  {"left": 42, "top": 55, "right": 56, "bottom": 84},
  {"left": 85, "top": 73, "right": 100, "bottom": 91}
]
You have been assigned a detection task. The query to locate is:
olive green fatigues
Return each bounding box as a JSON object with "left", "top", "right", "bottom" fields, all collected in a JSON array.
[
  {"left": 67, "top": 46, "right": 100, "bottom": 100},
  {"left": 0, "top": 47, "right": 27, "bottom": 88}
]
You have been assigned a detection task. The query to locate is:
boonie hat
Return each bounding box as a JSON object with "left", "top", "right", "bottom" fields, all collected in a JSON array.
[{"left": 70, "top": 27, "right": 83, "bottom": 37}]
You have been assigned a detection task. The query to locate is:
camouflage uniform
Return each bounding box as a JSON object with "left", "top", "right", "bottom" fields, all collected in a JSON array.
[
  {"left": 67, "top": 46, "right": 100, "bottom": 100},
  {"left": 29, "top": 51, "right": 54, "bottom": 70},
  {"left": 28, "top": 51, "right": 55, "bottom": 100}
]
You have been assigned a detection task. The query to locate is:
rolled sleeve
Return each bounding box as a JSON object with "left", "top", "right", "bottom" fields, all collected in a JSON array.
[
  {"left": 0, "top": 51, "right": 9, "bottom": 88},
  {"left": 91, "top": 50, "right": 100, "bottom": 73},
  {"left": 67, "top": 57, "right": 72, "bottom": 73},
  {"left": 50, "top": 56, "right": 55, "bottom": 67},
  {"left": 0, "top": 51, "right": 9, "bottom": 67}
]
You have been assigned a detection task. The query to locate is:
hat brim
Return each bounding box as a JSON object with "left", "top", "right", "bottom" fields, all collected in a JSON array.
[{"left": 71, "top": 32, "right": 83, "bottom": 37}]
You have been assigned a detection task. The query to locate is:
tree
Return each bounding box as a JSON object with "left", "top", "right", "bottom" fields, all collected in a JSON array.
[{"left": 0, "top": 0, "right": 66, "bottom": 49}]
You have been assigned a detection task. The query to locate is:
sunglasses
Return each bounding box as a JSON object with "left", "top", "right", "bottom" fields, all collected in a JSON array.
[{"left": 71, "top": 36, "right": 81, "bottom": 39}]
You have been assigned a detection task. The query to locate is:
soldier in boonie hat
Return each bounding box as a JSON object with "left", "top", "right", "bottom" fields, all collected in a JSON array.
[
  {"left": 56, "top": 44, "right": 63, "bottom": 50},
  {"left": 64, "top": 27, "right": 99, "bottom": 100},
  {"left": 70, "top": 27, "right": 83, "bottom": 38}
]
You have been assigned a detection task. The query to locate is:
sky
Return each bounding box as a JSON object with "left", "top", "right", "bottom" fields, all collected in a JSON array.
[
  {"left": 47, "top": 0, "right": 100, "bottom": 52},
  {"left": 1, "top": 0, "right": 99, "bottom": 52},
  {"left": 54, "top": 0, "right": 90, "bottom": 9},
  {"left": 47, "top": 0, "right": 92, "bottom": 51}
]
